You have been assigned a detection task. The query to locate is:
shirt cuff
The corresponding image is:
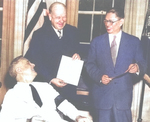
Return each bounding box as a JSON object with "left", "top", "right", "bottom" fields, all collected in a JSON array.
[{"left": 57, "top": 100, "right": 79, "bottom": 121}]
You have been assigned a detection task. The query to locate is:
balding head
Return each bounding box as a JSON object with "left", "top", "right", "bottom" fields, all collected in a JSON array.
[
  {"left": 48, "top": 2, "right": 67, "bottom": 30},
  {"left": 49, "top": 2, "right": 66, "bottom": 14}
]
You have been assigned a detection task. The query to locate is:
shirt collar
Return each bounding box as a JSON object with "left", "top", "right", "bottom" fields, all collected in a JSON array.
[
  {"left": 52, "top": 26, "right": 63, "bottom": 37},
  {"left": 109, "top": 30, "right": 122, "bottom": 44},
  {"left": 109, "top": 30, "right": 122, "bottom": 39}
]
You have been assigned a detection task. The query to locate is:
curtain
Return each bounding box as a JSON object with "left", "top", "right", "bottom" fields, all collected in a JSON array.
[
  {"left": 14, "top": 0, "right": 27, "bottom": 57},
  {"left": 46, "top": 0, "right": 66, "bottom": 7},
  {"left": 0, "top": 0, "right": 15, "bottom": 105},
  {"left": 123, "top": 1, "right": 149, "bottom": 122},
  {"left": 123, "top": 0, "right": 148, "bottom": 39},
  {"left": 66, "top": 0, "right": 79, "bottom": 27}
]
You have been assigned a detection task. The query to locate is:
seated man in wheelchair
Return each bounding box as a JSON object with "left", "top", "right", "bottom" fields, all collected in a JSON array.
[{"left": 0, "top": 56, "right": 92, "bottom": 122}]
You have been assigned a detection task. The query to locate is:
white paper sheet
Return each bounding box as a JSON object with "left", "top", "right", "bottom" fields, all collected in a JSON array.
[{"left": 56, "top": 55, "right": 84, "bottom": 86}]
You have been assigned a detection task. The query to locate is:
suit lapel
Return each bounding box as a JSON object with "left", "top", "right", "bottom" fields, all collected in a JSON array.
[
  {"left": 115, "top": 32, "right": 128, "bottom": 69},
  {"left": 45, "top": 21, "right": 60, "bottom": 40},
  {"left": 102, "top": 34, "right": 115, "bottom": 70}
]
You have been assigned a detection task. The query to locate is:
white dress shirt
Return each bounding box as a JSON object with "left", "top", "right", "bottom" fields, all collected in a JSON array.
[{"left": 0, "top": 82, "right": 80, "bottom": 122}]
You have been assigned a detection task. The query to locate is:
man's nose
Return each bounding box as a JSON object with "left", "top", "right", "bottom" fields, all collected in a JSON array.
[
  {"left": 59, "top": 17, "right": 64, "bottom": 22},
  {"left": 30, "top": 63, "right": 35, "bottom": 67}
]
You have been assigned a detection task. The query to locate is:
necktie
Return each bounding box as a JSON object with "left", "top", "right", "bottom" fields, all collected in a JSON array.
[
  {"left": 111, "top": 36, "right": 117, "bottom": 66},
  {"left": 29, "top": 84, "right": 43, "bottom": 107},
  {"left": 58, "top": 30, "right": 62, "bottom": 39}
]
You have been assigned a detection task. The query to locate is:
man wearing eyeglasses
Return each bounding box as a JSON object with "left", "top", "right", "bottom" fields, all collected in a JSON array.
[{"left": 86, "top": 7, "right": 146, "bottom": 122}]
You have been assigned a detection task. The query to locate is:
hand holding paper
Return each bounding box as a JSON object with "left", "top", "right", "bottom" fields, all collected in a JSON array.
[
  {"left": 57, "top": 55, "right": 84, "bottom": 86},
  {"left": 50, "top": 78, "right": 67, "bottom": 87}
]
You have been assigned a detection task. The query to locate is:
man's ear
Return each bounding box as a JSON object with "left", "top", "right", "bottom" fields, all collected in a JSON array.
[
  {"left": 43, "top": 9, "right": 49, "bottom": 16},
  {"left": 120, "top": 18, "right": 124, "bottom": 27},
  {"left": 48, "top": 14, "right": 52, "bottom": 21},
  {"left": 16, "top": 67, "right": 22, "bottom": 74}
]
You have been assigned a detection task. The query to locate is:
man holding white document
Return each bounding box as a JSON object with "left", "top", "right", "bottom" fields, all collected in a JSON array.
[{"left": 24, "top": 2, "right": 86, "bottom": 110}]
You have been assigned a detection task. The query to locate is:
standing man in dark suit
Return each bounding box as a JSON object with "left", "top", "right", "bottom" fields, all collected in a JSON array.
[
  {"left": 25, "top": 2, "right": 82, "bottom": 106},
  {"left": 86, "top": 7, "right": 146, "bottom": 122}
]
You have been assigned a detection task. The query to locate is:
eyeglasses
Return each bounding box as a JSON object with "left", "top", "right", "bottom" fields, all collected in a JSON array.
[{"left": 104, "top": 19, "right": 120, "bottom": 25}]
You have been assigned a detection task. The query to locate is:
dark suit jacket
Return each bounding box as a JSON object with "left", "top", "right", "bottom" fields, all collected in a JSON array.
[
  {"left": 25, "top": 21, "right": 81, "bottom": 82},
  {"left": 86, "top": 31, "right": 146, "bottom": 110}
]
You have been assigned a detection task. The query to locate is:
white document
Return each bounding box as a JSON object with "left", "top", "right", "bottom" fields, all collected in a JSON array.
[{"left": 56, "top": 55, "right": 84, "bottom": 86}]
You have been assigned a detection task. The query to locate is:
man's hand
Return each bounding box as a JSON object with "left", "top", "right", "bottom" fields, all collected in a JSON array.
[
  {"left": 102, "top": 75, "right": 112, "bottom": 85},
  {"left": 72, "top": 53, "right": 81, "bottom": 60},
  {"left": 76, "top": 115, "right": 93, "bottom": 122},
  {"left": 50, "top": 78, "right": 67, "bottom": 87},
  {"left": 127, "top": 63, "right": 139, "bottom": 73}
]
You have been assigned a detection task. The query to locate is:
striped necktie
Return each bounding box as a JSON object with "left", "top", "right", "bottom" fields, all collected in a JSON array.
[
  {"left": 58, "top": 30, "right": 62, "bottom": 39},
  {"left": 111, "top": 35, "right": 117, "bottom": 66}
]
